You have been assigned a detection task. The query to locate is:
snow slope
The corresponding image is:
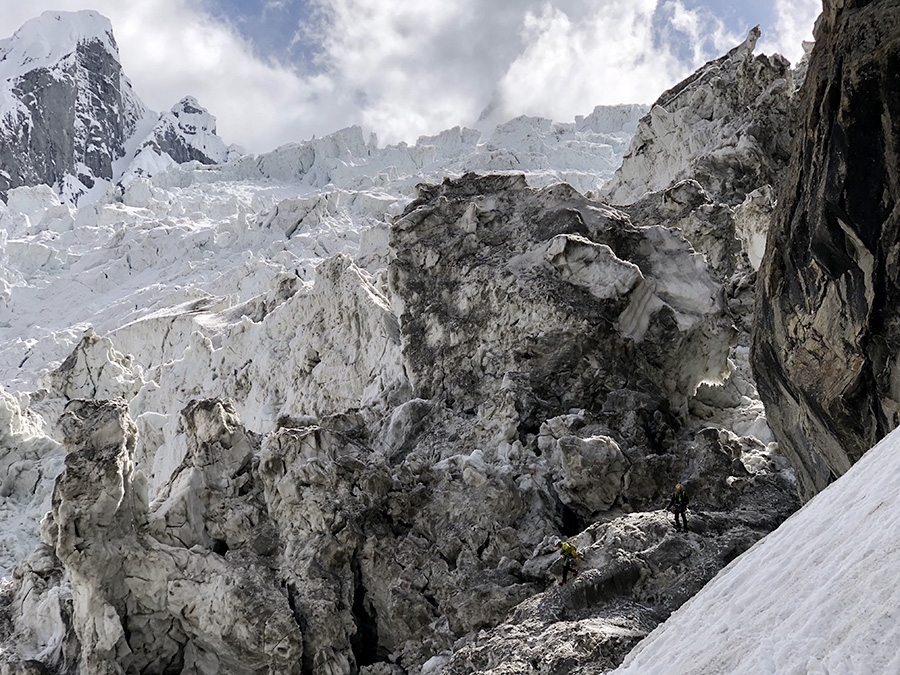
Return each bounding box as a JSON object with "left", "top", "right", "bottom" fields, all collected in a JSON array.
[{"left": 611, "top": 423, "right": 900, "bottom": 675}]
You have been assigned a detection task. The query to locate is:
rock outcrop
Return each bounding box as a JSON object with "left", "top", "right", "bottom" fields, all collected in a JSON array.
[
  {"left": 122, "top": 97, "right": 230, "bottom": 185},
  {"left": 391, "top": 173, "right": 735, "bottom": 422},
  {"left": 752, "top": 0, "right": 900, "bottom": 500}
]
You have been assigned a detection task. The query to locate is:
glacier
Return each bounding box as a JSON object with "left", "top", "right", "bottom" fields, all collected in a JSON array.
[{"left": 5, "top": 4, "right": 894, "bottom": 675}]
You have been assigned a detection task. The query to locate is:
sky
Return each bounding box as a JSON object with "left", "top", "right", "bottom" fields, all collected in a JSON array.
[{"left": 0, "top": 1, "right": 821, "bottom": 154}]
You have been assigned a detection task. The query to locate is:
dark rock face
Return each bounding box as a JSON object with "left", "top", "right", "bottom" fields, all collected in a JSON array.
[
  {"left": 0, "top": 38, "right": 143, "bottom": 204},
  {"left": 752, "top": 0, "right": 900, "bottom": 501},
  {"left": 389, "top": 173, "right": 736, "bottom": 424}
]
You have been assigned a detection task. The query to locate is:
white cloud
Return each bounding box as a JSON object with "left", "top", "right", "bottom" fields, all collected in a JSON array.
[
  {"left": 309, "top": 0, "right": 535, "bottom": 143},
  {"left": 108, "top": 1, "right": 328, "bottom": 151},
  {"left": 492, "top": 0, "right": 745, "bottom": 125},
  {"left": 495, "top": 2, "right": 671, "bottom": 121},
  {"left": 0, "top": 1, "right": 821, "bottom": 153},
  {"left": 759, "top": 0, "right": 821, "bottom": 64},
  {"left": 311, "top": 0, "right": 749, "bottom": 142},
  {"left": 664, "top": 0, "right": 745, "bottom": 64}
]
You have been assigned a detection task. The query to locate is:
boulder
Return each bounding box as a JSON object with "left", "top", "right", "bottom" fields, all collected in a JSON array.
[{"left": 389, "top": 173, "right": 736, "bottom": 421}]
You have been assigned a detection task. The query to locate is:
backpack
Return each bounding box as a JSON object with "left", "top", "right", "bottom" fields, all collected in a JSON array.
[{"left": 561, "top": 541, "right": 577, "bottom": 559}]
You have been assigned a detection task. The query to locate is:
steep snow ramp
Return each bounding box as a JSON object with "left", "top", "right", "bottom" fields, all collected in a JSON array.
[{"left": 611, "top": 424, "right": 900, "bottom": 674}]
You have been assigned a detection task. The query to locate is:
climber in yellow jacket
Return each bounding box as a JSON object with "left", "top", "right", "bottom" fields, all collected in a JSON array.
[{"left": 557, "top": 539, "right": 578, "bottom": 585}]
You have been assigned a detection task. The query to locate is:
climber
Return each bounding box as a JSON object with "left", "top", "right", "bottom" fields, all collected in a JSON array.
[
  {"left": 667, "top": 483, "right": 689, "bottom": 532},
  {"left": 557, "top": 539, "right": 579, "bottom": 585}
]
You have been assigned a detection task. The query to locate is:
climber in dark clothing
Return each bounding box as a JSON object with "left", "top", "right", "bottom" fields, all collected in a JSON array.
[
  {"left": 667, "top": 483, "right": 689, "bottom": 531},
  {"left": 557, "top": 540, "right": 578, "bottom": 585}
]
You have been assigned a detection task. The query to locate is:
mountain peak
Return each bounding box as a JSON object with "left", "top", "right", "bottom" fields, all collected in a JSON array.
[
  {"left": 0, "top": 10, "right": 118, "bottom": 82},
  {"left": 0, "top": 11, "right": 230, "bottom": 206},
  {"left": 121, "top": 96, "right": 229, "bottom": 185},
  {"left": 0, "top": 10, "right": 147, "bottom": 204}
]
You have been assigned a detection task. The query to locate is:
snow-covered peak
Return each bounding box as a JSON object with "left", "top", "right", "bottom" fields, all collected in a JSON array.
[
  {"left": 0, "top": 10, "right": 118, "bottom": 82},
  {"left": 0, "top": 11, "right": 229, "bottom": 206},
  {"left": 0, "top": 10, "right": 150, "bottom": 205},
  {"left": 162, "top": 96, "right": 229, "bottom": 162},
  {"left": 121, "top": 97, "right": 229, "bottom": 185}
]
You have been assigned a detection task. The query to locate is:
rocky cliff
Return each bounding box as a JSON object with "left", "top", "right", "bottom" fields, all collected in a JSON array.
[
  {"left": 752, "top": 0, "right": 900, "bottom": 501},
  {"left": 0, "top": 11, "right": 149, "bottom": 204},
  {"left": 121, "top": 96, "right": 230, "bottom": 185},
  {"left": 599, "top": 27, "right": 799, "bottom": 208}
]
